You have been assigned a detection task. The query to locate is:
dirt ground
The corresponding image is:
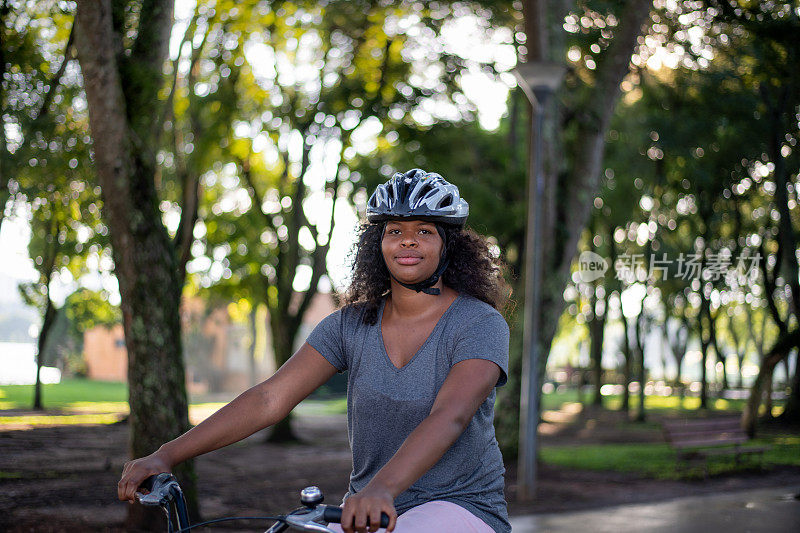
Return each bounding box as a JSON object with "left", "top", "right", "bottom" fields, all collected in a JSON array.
[{"left": 2, "top": 405, "right": 799, "bottom": 532}]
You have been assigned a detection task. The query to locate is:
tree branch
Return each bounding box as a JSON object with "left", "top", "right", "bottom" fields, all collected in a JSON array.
[
  {"left": 758, "top": 238, "right": 787, "bottom": 335},
  {"left": 121, "top": 0, "right": 174, "bottom": 136},
  {"left": 296, "top": 159, "right": 343, "bottom": 324},
  {"left": 240, "top": 157, "right": 273, "bottom": 228},
  {"left": 558, "top": 0, "right": 653, "bottom": 271},
  {"left": 173, "top": 145, "right": 199, "bottom": 282}
]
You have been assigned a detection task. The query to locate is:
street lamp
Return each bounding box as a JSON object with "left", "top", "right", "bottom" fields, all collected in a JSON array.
[{"left": 512, "top": 61, "right": 566, "bottom": 500}]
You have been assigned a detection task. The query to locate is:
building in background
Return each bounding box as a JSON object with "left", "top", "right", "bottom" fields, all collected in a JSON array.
[{"left": 82, "top": 293, "right": 337, "bottom": 393}]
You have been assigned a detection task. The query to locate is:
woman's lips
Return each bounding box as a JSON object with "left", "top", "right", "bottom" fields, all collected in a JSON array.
[{"left": 396, "top": 255, "right": 422, "bottom": 265}]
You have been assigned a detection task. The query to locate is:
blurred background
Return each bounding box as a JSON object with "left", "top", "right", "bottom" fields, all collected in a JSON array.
[{"left": 1, "top": 0, "right": 799, "bottom": 530}]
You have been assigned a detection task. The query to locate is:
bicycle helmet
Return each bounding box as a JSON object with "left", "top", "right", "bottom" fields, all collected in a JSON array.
[
  {"left": 366, "top": 169, "right": 469, "bottom": 227},
  {"left": 367, "top": 169, "right": 469, "bottom": 295}
]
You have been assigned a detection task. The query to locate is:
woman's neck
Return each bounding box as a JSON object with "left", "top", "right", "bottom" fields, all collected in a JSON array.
[{"left": 385, "top": 281, "right": 456, "bottom": 320}]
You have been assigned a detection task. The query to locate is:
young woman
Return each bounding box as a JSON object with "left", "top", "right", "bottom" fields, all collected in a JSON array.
[{"left": 118, "top": 169, "right": 512, "bottom": 533}]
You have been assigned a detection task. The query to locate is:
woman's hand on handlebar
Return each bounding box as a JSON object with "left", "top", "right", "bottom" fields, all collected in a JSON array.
[
  {"left": 339, "top": 482, "right": 398, "bottom": 533},
  {"left": 118, "top": 450, "right": 173, "bottom": 502}
]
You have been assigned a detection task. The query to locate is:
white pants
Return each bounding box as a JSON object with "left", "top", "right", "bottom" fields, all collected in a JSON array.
[{"left": 327, "top": 500, "right": 494, "bottom": 532}]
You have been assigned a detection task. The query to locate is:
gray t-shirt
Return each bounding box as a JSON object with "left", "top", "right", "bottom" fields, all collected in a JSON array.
[{"left": 306, "top": 293, "right": 511, "bottom": 533}]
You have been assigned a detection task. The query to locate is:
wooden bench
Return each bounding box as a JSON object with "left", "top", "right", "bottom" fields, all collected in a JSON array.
[{"left": 662, "top": 417, "right": 769, "bottom": 475}]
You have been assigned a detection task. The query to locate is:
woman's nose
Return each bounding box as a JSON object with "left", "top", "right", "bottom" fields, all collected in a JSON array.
[{"left": 400, "top": 235, "right": 418, "bottom": 246}]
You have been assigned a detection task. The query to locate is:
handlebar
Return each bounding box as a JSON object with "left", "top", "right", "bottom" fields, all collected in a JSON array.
[
  {"left": 135, "top": 475, "right": 390, "bottom": 532},
  {"left": 136, "top": 473, "right": 190, "bottom": 532},
  {"left": 135, "top": 472, "right": 180, "bottom": 506}
]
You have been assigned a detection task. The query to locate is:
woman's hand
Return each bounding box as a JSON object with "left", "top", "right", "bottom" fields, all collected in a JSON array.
[
  {"left": 117, "top": 449, "right": 173, "bottom": 502},
  {"left": 340, "top": 482, "right": 398, "bottom": 533}
]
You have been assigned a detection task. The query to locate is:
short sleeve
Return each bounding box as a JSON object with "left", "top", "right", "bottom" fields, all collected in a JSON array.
[
  {"left": 451, "top": 311, "right": 509, "bottom": 387},
  {"left": 305, "top": 308, "right": 347, "bottom": 372}
]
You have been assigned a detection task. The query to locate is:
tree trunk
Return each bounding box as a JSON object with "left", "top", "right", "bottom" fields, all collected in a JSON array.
[
  {"left": 698, "top": 294, "right": 712, "bottom": 409},
  {"left": 745, "top": 358, "right": 777, "bottom": 436},
  {"left": 670, "top": 314, "right": 689, "bottom": 397},
  {"left": 763, "top": 85, "right": 800, "bottom": 424},
  {"left": 743, "top": 328, "right": 800, "bottom": 436},
  {"left": 74, "top": 2, "right": 197, "bottom": 527},
  {"left": 241, "top": 142, "right": 334, "bottom": 445},
  {"left": 699, "top": 334, "right": 710, "bottom": 409},
  {"left": 589, "top": 304, "right": 606, "bottom": 407},
  {"left": 708, "top": 308, "right": 729, "bottom": 393},
  {"left": 621, "top": 312, "right": 632, "bottom": 414},
  {"left": 587, "top": 237, "right": 608, "bottom": 407},
  {"left": 728, "top": 314, "right": 745, "bottom": 389},
  {"left": 33, "top": 295, "right": 57, "bottom": 410},
  {"left": 266, "top": 311, "right": 300, "bottom": 443},
  {"left": 634, "top": 310, "right": 646, "bottom": 422},
  {"left": 33, "top": 218, "right": 60, "bottom": 410},
  {"left": 249, "top": 309, "right": 258, "bottom": 388},
  {"left": 779, "top": 348, "right": 800, "bottom": 424},
  {"left": 763, "top": 368, "right": 775, "bottom": 419}
]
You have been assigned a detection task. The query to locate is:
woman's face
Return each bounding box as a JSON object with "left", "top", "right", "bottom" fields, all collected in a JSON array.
[{"left": 381, "top": 219, "right": 444, "bottom": 285}]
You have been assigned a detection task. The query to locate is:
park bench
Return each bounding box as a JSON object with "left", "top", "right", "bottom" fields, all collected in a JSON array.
[{"left": 662, "top": 416, "right": 769, "bottom": 476}]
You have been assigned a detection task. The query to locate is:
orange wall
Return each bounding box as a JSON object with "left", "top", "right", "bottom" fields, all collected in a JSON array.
[
  {"left": 84, "top": 323, "right": 127, "bottom": 382},
  {"left": 82, "top": 293, "right": 338, "bottom": 387}
]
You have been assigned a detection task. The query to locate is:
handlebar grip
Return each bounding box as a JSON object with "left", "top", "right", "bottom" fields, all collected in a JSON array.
[
  {"left": 322, "top": 506, "right": 390, "bottom": 528},
  {"left": 135, "top": 473, "right": 179, "bottom": 506}
]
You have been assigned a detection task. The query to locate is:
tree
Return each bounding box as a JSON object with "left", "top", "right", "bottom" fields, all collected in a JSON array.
[
  {"left": 72, "top": 1, "right": 199, "bottom": 525},
  {"left": 2, "top": 0, "right": 99, "bottom": 407},
  {"left": 520, "top": 0, "right": 654, "bottom": 428},
  {"left": 650, "top": 0, "right": 800, "bottom": 430}
]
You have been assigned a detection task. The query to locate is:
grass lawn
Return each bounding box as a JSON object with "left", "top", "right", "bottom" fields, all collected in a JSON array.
[
  {"left": 0, "top": 379, "right": 349, "bottom": 427},
  {"left": 538, "top": 390, "right": 792, "bottom": 479},
  {"left": 541, "top": 433, "right": 800, "bottom": 479},
  {"left": 539, "top": 388, "right": 770, "bottom": 415},
  {"left": 0, "top": 379, "right": 128, "bottom": 408}
]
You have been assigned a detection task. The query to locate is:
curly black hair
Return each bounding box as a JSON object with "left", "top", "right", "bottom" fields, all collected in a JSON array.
[{"left": 344, "top": 222, "right": 512, "bottom": 324}]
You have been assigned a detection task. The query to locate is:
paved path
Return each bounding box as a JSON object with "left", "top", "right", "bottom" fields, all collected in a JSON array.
[{"left": 509, "top": 485, "right": 800, "bottom": 532}]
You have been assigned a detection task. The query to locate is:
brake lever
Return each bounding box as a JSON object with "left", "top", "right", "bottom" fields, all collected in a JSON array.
[
  {"left": 276, "top": 504, "right": 340, "bottom": 533},
  {"left": 135, "top": 473, "right": 180, "bottom": 507},
  {"left": 283, "top": 515, "right": 335, "bottom": 533}
]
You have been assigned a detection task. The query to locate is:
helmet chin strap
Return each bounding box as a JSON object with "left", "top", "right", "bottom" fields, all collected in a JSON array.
[{"left": 384, "top": 224, "right": 449, "bottom": 296}]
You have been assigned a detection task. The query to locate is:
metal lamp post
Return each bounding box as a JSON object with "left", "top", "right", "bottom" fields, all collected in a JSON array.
[{"left": 512, "top": 61, "right": 566, "bottom": 500}]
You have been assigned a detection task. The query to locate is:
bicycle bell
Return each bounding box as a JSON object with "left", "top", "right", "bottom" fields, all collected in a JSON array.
[{"left": 300, "top": 486, "right": 324, "bottom": 507}]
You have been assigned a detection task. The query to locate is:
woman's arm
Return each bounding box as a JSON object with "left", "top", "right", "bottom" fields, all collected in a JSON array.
[
  {"left": 117, "top": 342, "right": 338, "bottom": 501},
  {"left": 339, "top": 358, "right": 501, "bottom": 533}
]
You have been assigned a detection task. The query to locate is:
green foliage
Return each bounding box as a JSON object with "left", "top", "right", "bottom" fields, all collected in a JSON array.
[
  {"left": 3, "top": 1, "right": 110, "bottom": 387},
  {"left": 2, "top": 1, "right": 97, "bottom": 212},
  {"left": 350, "top": 111, "right": 528, "bottom": 276},
  {"left": 63, "top": 288, "right": 120, "bottom": 334},
  {"left": 181, "top": 1, "right": 523, "bottom": 380}
]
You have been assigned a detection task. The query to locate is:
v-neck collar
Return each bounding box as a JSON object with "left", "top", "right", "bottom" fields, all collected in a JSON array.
[{"left": 377, "top": 293, "right": 462, "bottom": 371}]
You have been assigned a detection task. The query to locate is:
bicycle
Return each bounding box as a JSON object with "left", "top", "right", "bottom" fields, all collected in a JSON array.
[{"left": 135, "top": 473, "right": 390, "bottom": 533}]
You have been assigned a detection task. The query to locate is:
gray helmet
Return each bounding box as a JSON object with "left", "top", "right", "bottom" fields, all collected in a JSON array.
[{"left": 366, "top": 169, "right": 469, "bottom": 227}]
